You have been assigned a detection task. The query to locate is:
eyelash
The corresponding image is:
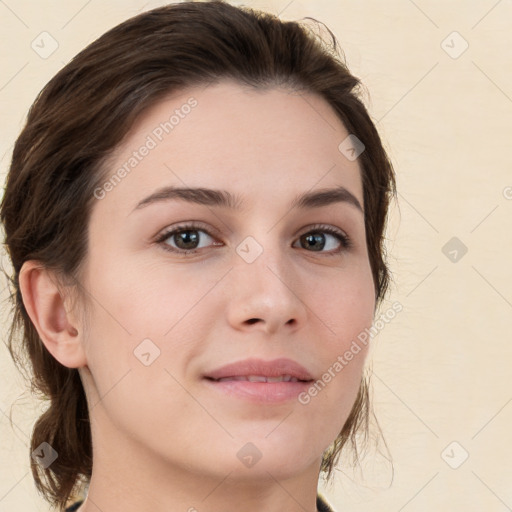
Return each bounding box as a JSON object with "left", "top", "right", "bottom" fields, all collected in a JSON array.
[{"left": 154, "top": 222, "right": 353, "bottom": 257}]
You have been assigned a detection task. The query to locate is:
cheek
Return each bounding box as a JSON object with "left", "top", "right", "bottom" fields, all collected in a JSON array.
[
  {"left": 302, "top": 263, "right": 374, "bottom": 412},
  {"left": 311, "top": 263, "right": 375, "bottom": 340},
  {"left": 82, "top": 246, "right": 204, "bottom": 336},
  {"left": 80, "top": 253, "right": 220, "bottom": 387}
]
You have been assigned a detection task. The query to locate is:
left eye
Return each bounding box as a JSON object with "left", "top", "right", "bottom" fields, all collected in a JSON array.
[{"left": 294, "top": 230, "right": 347, "bottom": 252}]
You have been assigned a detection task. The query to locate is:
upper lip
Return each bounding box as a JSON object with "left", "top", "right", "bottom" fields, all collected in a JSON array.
[{"left": 204, "top": 357, "right": 314, "bottom": 381}]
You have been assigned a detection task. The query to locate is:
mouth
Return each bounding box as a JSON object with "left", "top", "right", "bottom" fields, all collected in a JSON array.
[
  {"left": 205, "top": 375, "right": 312, "bottom": 383},
  {"left": 202, "top": 358, "right": 315, "bottom": 403},
  {"left": 203, "top": 357, "right": 315, "bottom": 381}
]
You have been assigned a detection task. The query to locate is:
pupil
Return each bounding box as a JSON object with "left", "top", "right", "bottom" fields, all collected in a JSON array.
[
  {"left": 177, "top": 230, "right": 198, "bottom": 249},
  {"left": 303, "top": 233, "right": 324, "bottom": 251}
]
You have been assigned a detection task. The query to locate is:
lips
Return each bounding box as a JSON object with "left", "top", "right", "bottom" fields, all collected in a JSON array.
[
  {"left": 203, "top": 358, "right": 315, "bottom": 403},
  {"left": 204, "top": 357, "right": 314, "bottom": 382},
  {"left": 217, "top": 375, "right": 300, "bottom": 383}
]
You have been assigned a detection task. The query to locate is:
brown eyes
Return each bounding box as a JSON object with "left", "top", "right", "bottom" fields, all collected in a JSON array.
[{"left": 155, "top": 222, "right": 352, "bottom": 257}]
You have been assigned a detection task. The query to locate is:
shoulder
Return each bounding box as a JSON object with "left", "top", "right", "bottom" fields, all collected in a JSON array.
[
  {"left": 65, "top": 500, "right": 84, "bottom": 512},
  {"left": 317, "top": 492, "right": 337, "bottom": 512}
]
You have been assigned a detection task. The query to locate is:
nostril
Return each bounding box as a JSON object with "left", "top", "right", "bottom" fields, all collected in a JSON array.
[{"left": 246, "top": 318, "right": 260, "bottom": 325}]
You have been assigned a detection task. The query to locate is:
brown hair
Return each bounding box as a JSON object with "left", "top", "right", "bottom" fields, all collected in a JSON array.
[{"left": 0, "top": 1, "right": 396, "bottom": 509}]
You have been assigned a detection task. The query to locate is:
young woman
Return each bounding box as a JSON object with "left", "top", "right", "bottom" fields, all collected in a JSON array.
[{"left": 0, "top": 2, "right": 396, "bottom": 511}]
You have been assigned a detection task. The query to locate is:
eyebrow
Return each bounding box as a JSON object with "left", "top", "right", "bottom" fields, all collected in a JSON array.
[{"left": 132, "top": 185, "right": 363, "bottom": 214}]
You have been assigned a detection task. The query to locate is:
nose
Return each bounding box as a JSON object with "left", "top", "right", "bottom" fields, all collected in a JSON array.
[{"left": 225, "top": 240, "right": 308, "bottom": 336}]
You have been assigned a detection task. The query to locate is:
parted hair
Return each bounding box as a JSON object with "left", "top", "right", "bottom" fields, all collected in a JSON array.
[{"left": 0, "top": 1, "right": 396, "bottom": 509}]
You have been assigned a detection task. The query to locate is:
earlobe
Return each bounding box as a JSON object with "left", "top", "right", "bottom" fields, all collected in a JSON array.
[{"left": 18, "top": 261, "right": 87, "bottom": 369}]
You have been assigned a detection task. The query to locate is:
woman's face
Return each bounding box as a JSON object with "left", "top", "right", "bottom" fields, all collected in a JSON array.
[{"left": 78, "top": 80, "right": 375, "bottom": 482}]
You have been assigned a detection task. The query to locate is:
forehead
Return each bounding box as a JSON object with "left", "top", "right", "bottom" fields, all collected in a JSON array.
[{"left": 95, "top": 80, "right": 364, "bottom": 217}]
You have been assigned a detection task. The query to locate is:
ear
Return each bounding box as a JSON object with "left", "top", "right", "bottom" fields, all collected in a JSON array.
[{"left": 19, "top": 260, "right": 87, "bottom": 369}]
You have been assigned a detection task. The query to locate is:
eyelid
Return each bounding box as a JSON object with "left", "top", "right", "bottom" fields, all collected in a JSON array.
[{"left": 155, "top": 220, "right": 219, "bottom": 238}]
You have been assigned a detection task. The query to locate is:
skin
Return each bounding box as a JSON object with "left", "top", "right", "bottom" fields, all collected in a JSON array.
[{"left": 20, "top": 80, "right": 376, "bottom": 512}]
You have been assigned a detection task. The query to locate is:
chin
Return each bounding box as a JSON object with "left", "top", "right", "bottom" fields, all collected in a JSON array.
[{"left": 222, "top": 440, "right": 318, "bottom": 480}]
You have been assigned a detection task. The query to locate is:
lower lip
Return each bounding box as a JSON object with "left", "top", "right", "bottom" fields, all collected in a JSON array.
[{"left": 203, "top": 378, "right": 313, "bottom": 403}]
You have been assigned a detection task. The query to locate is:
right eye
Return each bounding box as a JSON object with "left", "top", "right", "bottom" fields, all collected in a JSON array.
[{"left": 155, "top": 223, "right": 223, "bottom": 255}]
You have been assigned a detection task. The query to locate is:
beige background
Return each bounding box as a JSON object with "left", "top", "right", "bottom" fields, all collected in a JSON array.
[{"left": 1, "top": 0, "right": 511, "bottom": 510}]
